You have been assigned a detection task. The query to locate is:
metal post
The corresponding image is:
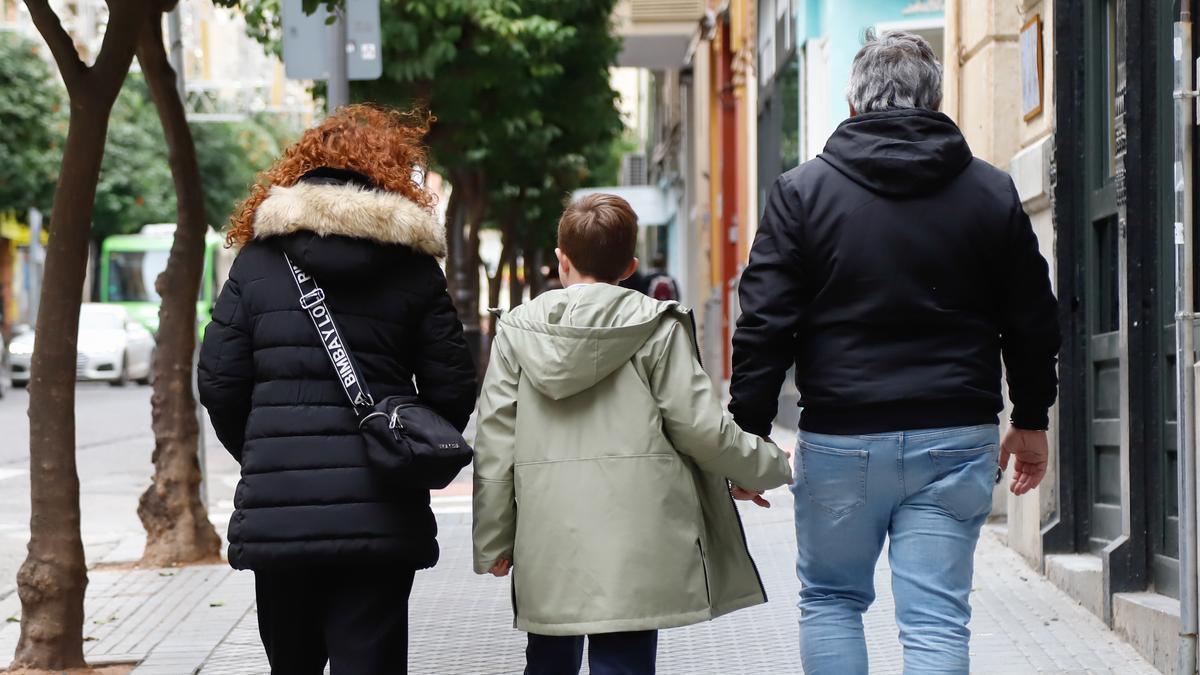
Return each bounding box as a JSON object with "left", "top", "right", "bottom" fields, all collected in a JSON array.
[
  {"left": 1176, "top": 11, "right": 1198, "bottom": 675},
  {"left": 193, "top": 336, "right": 208, "bottom": 508},
  {"left": 167, "top": 6, "right": 185, "bottom": 104},
  {"left": 326, "top": 6, "right": 349, "bottom": 113},
  {"left": 26, "top": 208, "right": 42, "bottom": 325}
]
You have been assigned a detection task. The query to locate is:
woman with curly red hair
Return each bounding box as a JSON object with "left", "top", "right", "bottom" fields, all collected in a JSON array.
[{"left": 198, "top": 105, "right": 476, "bottom": 674}]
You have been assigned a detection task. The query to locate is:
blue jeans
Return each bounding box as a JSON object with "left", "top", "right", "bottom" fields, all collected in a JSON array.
[{"left": 792, "top": 424, "right": 999, "bottom": 675}]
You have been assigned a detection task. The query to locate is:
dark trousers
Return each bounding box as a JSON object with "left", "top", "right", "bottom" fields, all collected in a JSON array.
[
  {"left": 255, "top": 566, "right": 416, "bottom": 675},
  {"left": 525, "top": 630, "right": 658, "bottom": 675}
]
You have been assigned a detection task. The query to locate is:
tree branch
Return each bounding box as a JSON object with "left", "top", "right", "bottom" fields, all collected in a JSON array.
[
  {"left": 91, "top": 0, "right": 146, "bottom": 101},
  {"left": 22, "top": 0, "right": 87, "bottom": 92}
]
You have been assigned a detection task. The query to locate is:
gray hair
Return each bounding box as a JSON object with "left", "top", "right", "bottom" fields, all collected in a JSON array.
[{"left": 846, "top": 29, "right": 942, "bottom": 113}]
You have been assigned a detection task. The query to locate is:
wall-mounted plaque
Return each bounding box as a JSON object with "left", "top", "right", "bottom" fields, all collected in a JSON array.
[{"left": 1020, "top": 15, "right": 1044, "bottom": 122}]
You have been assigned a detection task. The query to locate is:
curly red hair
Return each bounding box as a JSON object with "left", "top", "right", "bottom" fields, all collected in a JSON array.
[{"left": 226, "top": 104, "right": 436, "bottom": 247}]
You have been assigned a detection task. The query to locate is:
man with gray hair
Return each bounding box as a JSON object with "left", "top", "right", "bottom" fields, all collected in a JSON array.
[{"left": 728, "top": 30, "right": 1061, "bottom": 673}]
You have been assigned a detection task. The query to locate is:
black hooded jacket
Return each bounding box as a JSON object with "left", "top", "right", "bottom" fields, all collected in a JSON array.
[
  {"left": 730, "top": 109, "right": 1061, "bottom": 436},
  {"left": 198, "top": 171, "right": 476, "bottom": 571}
]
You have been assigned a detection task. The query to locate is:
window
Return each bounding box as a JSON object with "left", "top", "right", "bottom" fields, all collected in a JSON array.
[{"left": 106, "top": 250, "right": 170, "bottom": 303}]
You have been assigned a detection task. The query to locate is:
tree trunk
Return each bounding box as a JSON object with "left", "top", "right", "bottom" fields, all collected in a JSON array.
[
  {"left": 443, "top": 185, "right": 461, "bottom": 301},
  {"left": 445, "top": 169, "right": 477, "bottom": 322},
  {"left": 463, "top": 171, "right": 487, "bottom": 324},
  {"left": 487, "top": 240, "right": 513, "bottom": 311},
  {"left": 523, "top": 248, "right": 540, "bottom": 301},
  {"left": 529, "top": 248, "right": 547, "bottom": 298},
  {"left": 13, "top": 102, "right": 106, "bottom": 673},
  {"left": 135, "top": 13, "right": 221, "bottom": 566},
  {"left": 14, "top": 0, "right": 143, "bottom": 664},
  {"left": 487, "top": 198, "right": 523, "bottom": 312},
  {"left": 445, "top": 168, "right": 488, "bottom": 376},
  {"left": 508, "top": 250, "right": 524, "bottom": 308}
]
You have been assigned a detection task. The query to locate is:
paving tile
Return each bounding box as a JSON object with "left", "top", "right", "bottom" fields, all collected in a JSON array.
[
  {"left": 189, "top": 487, "right": 1159, "bottom": 674},
  {"left": 0, "top": 423, "right": 1164, "bottom": 675}
]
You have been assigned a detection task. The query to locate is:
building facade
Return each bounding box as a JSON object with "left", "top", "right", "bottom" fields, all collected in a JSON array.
[
  {"left": 751, "top": 0, "right": 1197, "bottom": 670},
  {"left": 945, "top": 0, "right": 1197, "bottom": 671},
  {"left": 610, "top": 0, "right": 750, "bottom": 374}
]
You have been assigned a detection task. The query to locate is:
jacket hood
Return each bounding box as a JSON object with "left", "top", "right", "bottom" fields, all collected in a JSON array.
[
  {"left": 819, "top": 108, "right": 973, "bottom": 198},
  {"left": 252, "top": 179, "right": 445, "bottom": 257},
  {"left": 499, "top": 284, "right": 680, "bottom": 400}
]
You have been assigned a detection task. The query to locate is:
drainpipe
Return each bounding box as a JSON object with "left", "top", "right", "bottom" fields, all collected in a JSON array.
[{"left": 1176, "top": 7, "right": 1198, "bottom": 674}]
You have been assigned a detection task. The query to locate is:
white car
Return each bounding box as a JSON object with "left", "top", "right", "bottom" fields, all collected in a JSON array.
[{"left": 8, "top": 304, "right": 155, "bottom": 387}]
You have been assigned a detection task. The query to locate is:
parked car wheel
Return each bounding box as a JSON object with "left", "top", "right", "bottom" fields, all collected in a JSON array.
[
  {"left": 12, "top": 379, "right": 27, "bottom": 389},
  {"left": 110, "top": 354, "right": 129, "bottom": 388}
]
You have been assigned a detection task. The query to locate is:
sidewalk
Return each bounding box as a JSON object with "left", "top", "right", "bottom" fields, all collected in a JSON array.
[{"left": 0, "top": 484, "right": 1159, "bottom": 674}]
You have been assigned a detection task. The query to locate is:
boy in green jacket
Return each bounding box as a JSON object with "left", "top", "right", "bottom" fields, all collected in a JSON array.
[{"left": 472, "top": 193, "right": 792, "bottom": 675}]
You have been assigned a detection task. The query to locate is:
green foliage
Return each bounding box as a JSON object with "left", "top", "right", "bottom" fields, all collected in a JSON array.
[
  {"left": 93, "top": 76, "right": 177, "bottom": 239},
  {"left": 235, "top": 0, "right": 625, "bottom": 295},
  {"left": 214, "top": 0, "right": 340, "bottom": 57},
  {"left": 92, "top": 75, "right": 296, "bottom": 239},
  {"left": 237, "top": 0, "right": 621, "bottom": 188},
  {"left": 193, "top": 116, "right": 291, "bottom": 229},
  {"left": 0, "top": 33, "right": 66, "bottom": 216},
  {"left": 590, "top": 134, "right": 637, "bottom": 190},
  {"left": 223, "top": 0, "right": 283, "bottom": 57},
  {"left": 482, "top": 0, "right": 625, "bottom": 251}
]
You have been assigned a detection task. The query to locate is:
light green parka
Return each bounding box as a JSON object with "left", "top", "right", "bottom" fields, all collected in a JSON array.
[{"left": 472, "top": 283, "right": 791, "bottom": 636}]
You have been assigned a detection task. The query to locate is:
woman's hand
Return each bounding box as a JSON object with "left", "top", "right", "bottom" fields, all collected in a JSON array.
[{"left": 489, "top": 558, "right": 512, "bottom": 577}]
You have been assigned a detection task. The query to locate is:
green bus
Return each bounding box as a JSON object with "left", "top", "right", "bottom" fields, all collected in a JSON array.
[{"left": 98, "top": 224, "right": 234, "bottom": 336}]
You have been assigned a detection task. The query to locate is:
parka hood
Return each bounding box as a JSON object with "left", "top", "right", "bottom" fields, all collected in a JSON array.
[
  {"left": 819, "top": 108, "right": 973, "bottom": 198},
  {"left": 499, "top": 283, "right": 681, "bottom": 400},
  {"left": 252, "top": 174, "right": 445, "bottom": 257}
]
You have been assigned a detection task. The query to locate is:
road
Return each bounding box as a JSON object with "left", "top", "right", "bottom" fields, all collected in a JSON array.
[
  {"left": 0, "top": 382, "right": 475, "bottom": 600},
  {"left": 0, "top": 383, "right": 241, "bottom": 598}
]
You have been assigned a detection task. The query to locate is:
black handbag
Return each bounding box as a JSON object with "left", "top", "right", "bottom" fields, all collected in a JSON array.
[{"left": 285, "top": 253, "right": 473, "bottom": 490}]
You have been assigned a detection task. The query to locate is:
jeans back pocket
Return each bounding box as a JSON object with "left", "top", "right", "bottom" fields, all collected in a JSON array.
[
  {"left": 798, "top": 441, "right": 868, "bottom": 519},
  {"left": 929, "top": 444, "right": 998, "bottom": 521}
]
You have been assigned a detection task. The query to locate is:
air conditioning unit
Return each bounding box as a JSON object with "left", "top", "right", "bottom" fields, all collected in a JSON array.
[
  {"left": 620, "top": 153, "right": 649, "bottom": 186},
  {"left": 630, "top": 0, "right": 706, "bottom": 22}
]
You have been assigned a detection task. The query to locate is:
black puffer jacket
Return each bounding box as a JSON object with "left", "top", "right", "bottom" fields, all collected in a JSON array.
[
  {"left": 198, "top": 171, "right": 476, "bottom": 571},
  {"left": 730, "top": 109, "right": 1060, "bottom": 437}
]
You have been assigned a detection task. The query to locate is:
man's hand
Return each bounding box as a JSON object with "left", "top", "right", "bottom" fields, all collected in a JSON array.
[
  {"left": 1000, "top": 427, "right": 1049, "bottom": 496},
  {"left": 488, "top": 558, "right": 511, "bottom": 577},
  {"left": 731, "top": 486, "right": 772, "bottom": 508}
]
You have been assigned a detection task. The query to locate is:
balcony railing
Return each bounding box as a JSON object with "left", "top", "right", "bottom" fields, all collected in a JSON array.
[
  {"left": 629, "top": 0, "right": 706, "bottom": 23},
  {"left": 614, "top": 0, "right": 705, "bottom": 68}
]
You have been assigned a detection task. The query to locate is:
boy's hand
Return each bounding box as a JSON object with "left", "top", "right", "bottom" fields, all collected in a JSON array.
[
  {"left": 489, "top": 558, "right": 512, "bottom": 577},
  {"left": 731, "top": 486, "right": 771, "bottom": 508},
  {"left": 761, "top": 436, "right": 795, "bottom": 486}
]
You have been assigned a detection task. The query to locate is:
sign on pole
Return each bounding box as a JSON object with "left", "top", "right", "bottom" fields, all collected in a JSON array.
[{"left": 282, "top": 0, "right": 383, "bottom": 82}]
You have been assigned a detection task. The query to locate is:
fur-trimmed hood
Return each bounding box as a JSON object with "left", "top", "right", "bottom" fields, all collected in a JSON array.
[{"left": 252, "top": 181, "right": 446, "bottom": 258}]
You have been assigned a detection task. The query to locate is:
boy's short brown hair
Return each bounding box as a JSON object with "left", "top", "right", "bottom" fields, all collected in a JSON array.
[{"left": 557, "top": 193, "right": 639, "bottom": 282}]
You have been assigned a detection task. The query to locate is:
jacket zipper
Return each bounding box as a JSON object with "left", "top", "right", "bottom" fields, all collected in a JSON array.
[
  {"left": 725, "top": 485, "right": 768, "bottom": 601},
  {"left": 510, "top": 570, "right": 519, "bottom": 629},
  {"left": 677, "top": 306, "right": 768, "bottom": 601},
  {"left": 683, "top": 308, "right": 704, "bottom": 367}
]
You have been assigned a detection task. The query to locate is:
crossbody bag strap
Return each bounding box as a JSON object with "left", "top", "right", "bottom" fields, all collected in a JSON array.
[{"left": 283, "top": 252, "right": 375, "bottom": 416}]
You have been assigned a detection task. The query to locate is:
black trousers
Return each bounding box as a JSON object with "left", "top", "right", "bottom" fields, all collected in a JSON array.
[
  {"left": 525, "top": 630, "right": 658, "bottom": 675},
  {"left": 255, "top": 566, "right": 416, "bottom": 675}
]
